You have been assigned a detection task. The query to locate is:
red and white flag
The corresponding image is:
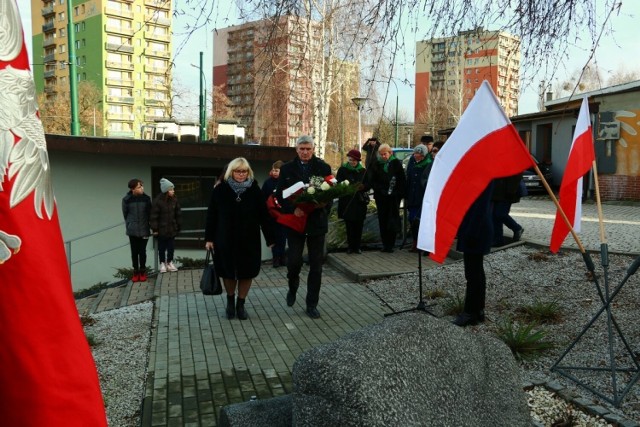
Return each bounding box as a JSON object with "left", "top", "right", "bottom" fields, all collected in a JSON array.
[
  {"left": 417, "top": 81, "right": 535, "bottom": 263},
  {"left": 0, "top": 2, "right": 107, "bottom": 425},
  {"left": 549, "top": 97, "right": 595, "bottom": 253}
]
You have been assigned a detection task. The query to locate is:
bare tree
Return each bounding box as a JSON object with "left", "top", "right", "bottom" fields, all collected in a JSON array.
[
  {"left": 173, "top": 0, "right": 623, "bottom": 136},
  {"left": 38, "top": 80, "right": 103, "bottom": 135}
]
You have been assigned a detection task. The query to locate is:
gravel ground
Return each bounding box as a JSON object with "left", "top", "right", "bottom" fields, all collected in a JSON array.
[
  {"left": 366, "top": 245, "right": 640, "bottom": 425},
  {"left": 83, "top": 245, "right": 640, "bottom": 426},
  {"left": 84, "top": 302, "right": 153, "bottom": 427}
]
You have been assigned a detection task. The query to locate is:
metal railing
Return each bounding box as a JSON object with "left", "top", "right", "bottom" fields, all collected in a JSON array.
[{"left": 64, "top": 222, "right": 128, "bottom": 274}]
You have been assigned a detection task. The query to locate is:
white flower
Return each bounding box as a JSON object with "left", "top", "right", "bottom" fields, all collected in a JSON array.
[
  {"left": 320, "top": 182, "right": 331, "bottom": 191},
  {"left": 342, "top": 180, "right": 350, "bottom": 186},
  {"left": 307, "top": 187, "right": 316, "bottom": 194}
]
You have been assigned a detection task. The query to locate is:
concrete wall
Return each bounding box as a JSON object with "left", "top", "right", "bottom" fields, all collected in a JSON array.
[{"left": 49, "top": 150, "right": 276, "bottom": 291}]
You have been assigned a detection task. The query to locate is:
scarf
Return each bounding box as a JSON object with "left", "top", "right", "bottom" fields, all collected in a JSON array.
[
  {"left": 342, "top": 162, "right": 364, "bottom": 172},
  {"left": 227, "top": 177, "right": 253, "bottom": 199},
  {"left": 378, "top": 155, "right": 397, "bottom": 173},
  {"left": 415, "top": 158, "right": 430, "bottom": 168}
]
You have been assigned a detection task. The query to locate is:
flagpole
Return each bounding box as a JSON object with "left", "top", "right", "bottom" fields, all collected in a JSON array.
[
  {"left": 591, "top": 160, "right": 607, "bottom": 244},
  {"left": 531, "top": 162, "right": 587, "bottom": 254}
]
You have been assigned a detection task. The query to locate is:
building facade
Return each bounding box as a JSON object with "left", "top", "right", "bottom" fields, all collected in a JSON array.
[
  {"left": 30, "top": 0, "right": 172, "bottom": 138},
  {"left": 213, "top": 16, "right": 325, "bottom": 147},
  {"left": 415, "top": 28, "right": 520, "bottom": 139}
]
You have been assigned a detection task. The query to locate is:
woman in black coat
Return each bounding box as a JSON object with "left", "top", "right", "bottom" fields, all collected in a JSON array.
[
  {"left": 205, "top": 157, "right": 274, "bottom": 320},
  {"left": 368, "top": 143, "right": 406, "bottom": 252},
  {"left": 336, "top": 149, "right": 369, "bottom": 254}
]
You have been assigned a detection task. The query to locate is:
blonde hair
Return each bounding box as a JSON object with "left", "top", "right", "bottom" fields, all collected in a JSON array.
[
  {"left": 378, "top": 143, "right": 392, "bottom": 154},
  {"left": 224, "top": 157, "right": 254, "bottom": 181}
]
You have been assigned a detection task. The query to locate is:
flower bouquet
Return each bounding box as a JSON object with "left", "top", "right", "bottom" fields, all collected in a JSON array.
[{"left": 276, "top": 175, "right": 359, "bottom": 233}]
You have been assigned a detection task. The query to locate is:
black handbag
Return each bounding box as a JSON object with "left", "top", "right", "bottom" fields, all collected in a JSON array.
[{"left": 200, "top": 249, "right": 222, "bottom": 295}]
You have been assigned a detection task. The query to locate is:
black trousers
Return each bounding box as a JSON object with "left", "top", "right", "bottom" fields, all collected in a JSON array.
[
  {"left": 286, "top": 231, "right": 325, "bottom": 308},
  {"left": 157, "top": 236, "right": 175, "bottom": 263},
  {"left": 463, "top": 252, "right": 486, "bottom": 315},
  {"left": 344, "top": 219, "right": 364, "bottom": 251},
  {"left": 129, "top": 236, "right": 149, "bottom": 272},
  {"left": 375, "top": 195, "right": 401, "bottom": 249}
]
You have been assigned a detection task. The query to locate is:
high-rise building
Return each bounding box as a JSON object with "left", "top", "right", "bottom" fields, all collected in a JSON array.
[
  {"left": 30, "top": 0, "right": 173, "bottom": 138},
  {"left": 213, "top": 16, "right": 323, "bottom": 147},
  {"left": 415, "top": 28, "right": 520, "bottom": 138}
]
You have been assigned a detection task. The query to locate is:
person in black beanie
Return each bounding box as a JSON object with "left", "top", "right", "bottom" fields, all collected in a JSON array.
[{"left": 453, "top": 181, "right": 495, "bottom": 327}]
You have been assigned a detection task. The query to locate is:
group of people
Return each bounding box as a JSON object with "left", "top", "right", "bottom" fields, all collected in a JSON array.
[
  {"left": 122, "top": 177, "right": 182, "bottom": 283},
  {"left": 122, "top": 133, "right": 526, "bottom": 327}
]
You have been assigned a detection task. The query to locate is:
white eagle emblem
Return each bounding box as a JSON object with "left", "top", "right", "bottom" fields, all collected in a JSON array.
[{"left": 0, "top": 1, "right": 55, "bottom": 263}]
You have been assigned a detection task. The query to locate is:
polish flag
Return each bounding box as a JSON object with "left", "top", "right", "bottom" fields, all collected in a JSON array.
[
  {"left": 0, "top": 2, "right": 107, "bottom": 425},
  {"left": 549, "top": 97, "right": 595, "bottom": 253},
  {"left": 417, "top": 81, "right": 535, "bottom": 263}
]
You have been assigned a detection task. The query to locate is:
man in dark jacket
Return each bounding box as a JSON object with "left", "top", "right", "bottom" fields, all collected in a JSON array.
[
  {"left": 491, "top": 173, "right": 524, "bottom": 246},
  {"left": 453, "top": 181, "right": 494, "bottom": 327},
  {"left": 276, "top": 135, "right": 332, "bottom": 319},
  {"left": 122, "top": 178, "right": 151, "bottom": 282}
]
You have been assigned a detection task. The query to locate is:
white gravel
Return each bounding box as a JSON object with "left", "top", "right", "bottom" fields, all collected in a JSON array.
[
  {"left": 367, "top": 245, "right": 640, "bottom": 425},
  {"left": 84, "top": 301, "right": 153, "bottom": 427}
]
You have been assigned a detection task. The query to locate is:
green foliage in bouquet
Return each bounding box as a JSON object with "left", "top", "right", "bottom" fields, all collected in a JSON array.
[{"left": 293, "top": 176, "right": 360, "bottom": 205}]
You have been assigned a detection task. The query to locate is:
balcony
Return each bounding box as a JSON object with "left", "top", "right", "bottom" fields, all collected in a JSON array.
[
  {"left": 43, "top": 53, "right": 56, "bottom": 63},
  {"left": 106, "top": 78, "right": 134, "bottom": 87},
  {"left": 44, "top": 84, "right": 58, "bottom": 93},
  {"left": 105, "top": 25, "right": 134, "bottom": 36},
  {"left": 145, "top": 114, "right": 167, "bottom": 122},
  {"left": 144, "top": 81, "right": 166, "bottom": 90},
  {"left": 43, "top": 38, "right": 56, "bottom": 48},
  {"left": 105, "top": 60, "right": 135, "bottom": 70},
  {"left": 105, "top": 8, "right": 134, "bottom": 19},
  {"left": 144, "top": 99, "right": 166, "bottom": 107},
  {"left": 144, "top": 31, "right": 170, "bottom": 42},
  {"left": 106, "top": 112, "right": 134, "bottom": 121},
  {"left": 144, "top": 48, "right": 170, "bottom": 59},
  {"left": 144, "top": 0, "right": 171, "bottom": 10},
  {"left": 105, "top": 43, "right": 134, "bottom": 53},
  {"left": 144, "top": 65, "right": 167, "bottom": 74},
  {"left": 41, "top": 5, "right": 54, "bottom": 16},
  {"left": 106, "top": 95, "right": 134, "bottom": 104},
  {"left": 42, "top": 22, "right": 55, "bottom": 32},
  {"left": 144, "top": 14, "right": 171, "bottom": 27},
  {"left": 44, "top": 70, "right": 56, "bottom": 79}
]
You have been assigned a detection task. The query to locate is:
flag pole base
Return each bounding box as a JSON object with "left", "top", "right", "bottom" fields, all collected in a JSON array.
[{"left": 384, "top": 250, "right": 437, "bottom": 318}]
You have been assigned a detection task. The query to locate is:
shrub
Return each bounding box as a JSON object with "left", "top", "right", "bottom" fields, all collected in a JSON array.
[
  {"left": 442, "top": 293, "right": 464, "bottom": 315},
  {"left": 516, "top": 299, "right": 563, "bottom": 324},
  {"left": 495, "top": 318, "right": 553, "bottom": 361},
  {"left": 175, "top": 256, "right": 206, "bottom": 269}
]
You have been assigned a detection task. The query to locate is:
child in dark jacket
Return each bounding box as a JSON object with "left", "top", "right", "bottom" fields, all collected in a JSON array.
[{"left": 150, "top": 178, "right": 182, "bottom": 273}]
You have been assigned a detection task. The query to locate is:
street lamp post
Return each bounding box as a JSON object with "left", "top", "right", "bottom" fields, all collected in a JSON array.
[
  {"left": 92, "top": 100, "right": 102, "bottom": 136},
  {"left": 191, "top": 53, "right": 207, "bottom": 142},
  {"left": 351, "top": 96, "right": 367, "bottom": 151},
  {"left": 389, "top": 79, "right": 399, "bottom": 147}
]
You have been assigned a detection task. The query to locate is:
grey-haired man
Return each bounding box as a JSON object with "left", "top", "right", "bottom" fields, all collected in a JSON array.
[{"left": 276, "top": 135, "right": 331, "bottom": 319}]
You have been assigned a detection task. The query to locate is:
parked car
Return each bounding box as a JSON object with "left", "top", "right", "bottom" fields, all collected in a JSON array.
[
  {"left": 392, "top": 148, "right": 414, "bottom": 170},
  {"left": 522, "top": 156, "right": 553, "bottom": 193}
]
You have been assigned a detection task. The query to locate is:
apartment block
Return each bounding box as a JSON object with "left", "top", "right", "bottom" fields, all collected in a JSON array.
[
  {"left": 31, "top": 0, "right": 172, "bottom": 138},
  {"left": 415, "top": 28, "right": 520, "bottom": 137},
  {"left": 213, "top": 16, "right": 326, "bottom": 147}
]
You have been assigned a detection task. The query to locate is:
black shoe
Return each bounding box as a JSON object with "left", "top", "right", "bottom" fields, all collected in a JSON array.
[
  {"left": 226, "top": 295, "right": 236, "bottom": 319},
  {"left": 381, "top": 247, "right": 394, "bottom": 253},
  {"left": 272, "top": 257, "right": 281, "bottom": 268},
  {"left": 286, "top": 291, "right": 296, "bottom": 307},
  {"left": 236, "top": 298, "right": 248, "bottom": 320},
  {"left": 355, "top": 249, "right": 362, "bottom": 254},
  {"left": 452, "top": 312, "right": 479, "bottom": 327},
  {"left": 346, "top": 248, "right": 353, "bottom": 254},
  {"left": 306, "top": 306, "right": 321, "bottom": 319},
  {"left": 513, "top": 228, "right": 524, "bottom": 241}
]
